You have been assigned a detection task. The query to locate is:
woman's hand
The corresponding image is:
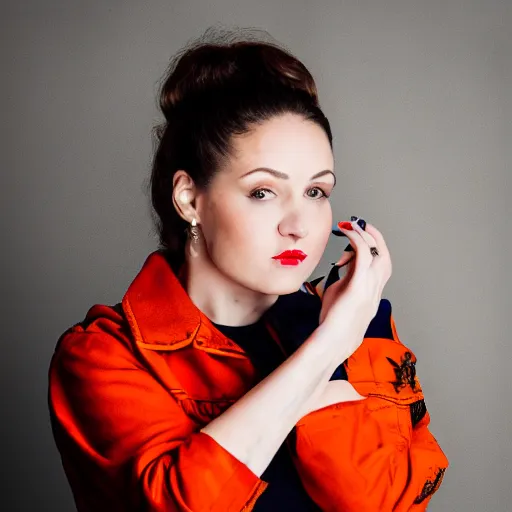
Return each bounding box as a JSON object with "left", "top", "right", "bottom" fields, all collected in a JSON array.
[{"left": 319, "top": 220, "right": 393, "bottom": 357}]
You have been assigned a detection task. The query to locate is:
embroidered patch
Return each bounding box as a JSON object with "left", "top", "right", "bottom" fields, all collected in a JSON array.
[
  {"left": 413, "top": 467, "right": 446, "bottom": 504},
  {"left": 386, "top": 351, "right": 419, "bottom": 393}
]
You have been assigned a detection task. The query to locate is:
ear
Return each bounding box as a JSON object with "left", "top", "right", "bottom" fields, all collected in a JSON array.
[{"left": 172, "top": 170, "right": 202, "bottom": 223}]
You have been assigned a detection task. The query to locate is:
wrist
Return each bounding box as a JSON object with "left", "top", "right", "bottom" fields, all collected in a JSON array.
[{"left": 321, "top": 304, "right": 369, "bottom": 358}]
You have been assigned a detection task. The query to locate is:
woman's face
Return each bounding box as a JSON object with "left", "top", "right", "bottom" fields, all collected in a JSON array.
[{"left": 197, "top": 113, "right": 335, "bottom": 295}]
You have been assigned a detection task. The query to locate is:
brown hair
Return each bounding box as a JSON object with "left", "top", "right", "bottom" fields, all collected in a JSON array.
[{"left": 149, "top": 27, "right": 332, "bottom": 272}]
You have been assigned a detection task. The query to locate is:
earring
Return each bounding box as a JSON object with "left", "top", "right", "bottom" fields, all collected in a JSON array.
[{"left": 187, "top": 218, "right": 200, "bottom": 242}]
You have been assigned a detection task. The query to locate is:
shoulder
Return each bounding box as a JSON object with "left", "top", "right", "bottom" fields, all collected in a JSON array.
[{"left": 51, "top": 302, "right": 136, "bottom": 374}]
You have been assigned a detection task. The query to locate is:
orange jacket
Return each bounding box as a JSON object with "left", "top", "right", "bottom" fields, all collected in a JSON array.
[{"left": 48, "top": 250, "right": 448, "bottom": 511}]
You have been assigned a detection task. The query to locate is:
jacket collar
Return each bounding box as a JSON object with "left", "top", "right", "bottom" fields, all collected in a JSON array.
[
  {"left": 121, "top": 250, "right": 238, "bottom": 354},
  {"left": 121, "top": 250, "right": 320, "bottom": 356}
]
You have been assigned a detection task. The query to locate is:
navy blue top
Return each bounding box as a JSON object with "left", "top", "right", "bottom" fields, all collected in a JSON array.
[{"left": 212, "top": 315, "right": 321, "bottom": 511}]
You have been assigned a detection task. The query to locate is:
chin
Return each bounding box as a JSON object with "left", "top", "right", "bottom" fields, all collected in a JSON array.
[
  {"left": 251, "top": 276, "right": 306, "bottom": 296},
  {"left": 219, "top": 260, "right": 312, "bottom": 296}
]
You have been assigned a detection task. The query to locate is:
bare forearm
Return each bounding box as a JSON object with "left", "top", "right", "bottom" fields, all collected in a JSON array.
[{"left": 200, "top": 316, "right": 365, "bottom": 477}]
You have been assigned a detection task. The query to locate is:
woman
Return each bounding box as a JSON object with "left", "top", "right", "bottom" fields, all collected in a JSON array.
[{"left": 48, "top": 29, "right": 447, "bottom": 511}]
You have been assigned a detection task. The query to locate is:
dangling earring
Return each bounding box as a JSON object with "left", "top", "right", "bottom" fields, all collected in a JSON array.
[{"left": 187, "top": 218, "right": 200, "bottom": 242}]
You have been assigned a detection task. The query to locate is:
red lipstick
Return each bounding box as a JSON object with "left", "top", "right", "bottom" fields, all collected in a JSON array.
[{"left": 272, "top": 250, "right": 307, "bottom": 266}]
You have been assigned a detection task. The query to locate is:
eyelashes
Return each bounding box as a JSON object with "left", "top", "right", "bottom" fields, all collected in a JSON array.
[{"left": 249, "top": 187, "right": 330, "bottom": 200}]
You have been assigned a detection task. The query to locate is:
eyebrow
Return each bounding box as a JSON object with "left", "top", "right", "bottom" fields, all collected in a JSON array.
[{"left": 240, "top": 167, "right": 336, "bottom": 185}]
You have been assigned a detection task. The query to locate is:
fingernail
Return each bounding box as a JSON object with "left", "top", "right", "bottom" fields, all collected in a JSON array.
[
  {"left": 344, "top": 243, "right": 354, "bottom": 252},
  {"left": 350, "top": 216, "right": 367, "bottom": 230},
  {"left": 331, "top": 229, "right": 347, "bottom": 237},
  {"left": 338, "top": 221, "right": 353, "bottom": 231}
]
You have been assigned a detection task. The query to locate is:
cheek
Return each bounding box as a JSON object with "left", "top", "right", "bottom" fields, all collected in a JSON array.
[
  {"left": 309, "top": 204, "right": 332, "bottom": 247},
  {"left": 203, "top": 199, "right": 264, "bottom": 254},
  {"left": 223, "top": 213, "right": 272, "bottom": 255}
]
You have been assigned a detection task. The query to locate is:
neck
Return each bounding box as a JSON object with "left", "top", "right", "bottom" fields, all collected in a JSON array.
[{"left": 178, "top": 243, "right": 278, "bottom": 327}]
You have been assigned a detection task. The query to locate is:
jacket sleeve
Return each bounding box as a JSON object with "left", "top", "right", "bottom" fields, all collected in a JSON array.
[
  {"left": 291, "top": 294, "right": 449, "bottom": 511},
  {"left": 48, "top": 321, "right": 267, "bottom": 512}
]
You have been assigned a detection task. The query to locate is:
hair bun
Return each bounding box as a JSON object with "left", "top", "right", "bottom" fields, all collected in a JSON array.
[{"left": 159, "top": 32, "right": 319, "bottom": 120}]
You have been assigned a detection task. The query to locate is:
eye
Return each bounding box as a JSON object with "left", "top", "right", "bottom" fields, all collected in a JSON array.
[
  {"left": 249, "top": 188, "right": 275, "bottom": 200},
  {"left": 249, "top": 186, "right": 330, "bottom": 201},
  {"left": 307, "top": 187, "right": 330, "bottom": 199}
]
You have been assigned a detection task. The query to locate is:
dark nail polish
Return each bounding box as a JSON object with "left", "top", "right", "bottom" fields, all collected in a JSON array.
[
  {"left": 331, "top": 229, "right": 347, "bottom": 237},
  {"left": 350, "top": 216, "right": 367, "bottom": 230},
  {"left": 345, "top": 243, "right": 354, "bottom": 252}
]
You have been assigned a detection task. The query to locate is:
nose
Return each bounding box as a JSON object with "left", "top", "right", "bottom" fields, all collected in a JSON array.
[{"left": 278, "top": 213, "right": 309, "bottom": 240}]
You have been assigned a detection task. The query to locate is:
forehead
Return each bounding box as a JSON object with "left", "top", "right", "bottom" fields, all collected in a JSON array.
[{"left": 227, "top": 114, "right": 334, "bottom": 174}]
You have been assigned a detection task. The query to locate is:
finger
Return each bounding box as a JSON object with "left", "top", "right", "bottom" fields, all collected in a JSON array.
[
  {"left": 343, "top": 250, "right": 356, "bottom": 283},
  {"left": 337, "top": 225, "right": 373, "bottom": 268},
  {"left": 332, "top": 221, "right": 356, "bottom": 265},
  {"left": 324, "top": 251, "right": 354, "bottom": 298},
  {"left": 333, "top": 245, "right": 355, "bottom": 267},
  {"left": 364, "top": 223, "right": 391, "bottom": 262},
  {"left": 351, "top": 220, "right": 378, "bottom": 250}
]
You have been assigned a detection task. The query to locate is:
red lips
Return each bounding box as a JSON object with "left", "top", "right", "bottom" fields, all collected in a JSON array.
[{"left": 272, "top": 250, "right": 307, "bottom": 261}]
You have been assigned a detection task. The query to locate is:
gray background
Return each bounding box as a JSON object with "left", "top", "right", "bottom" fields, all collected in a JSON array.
[{"left": 2, "top": 0, "right": 510, "bottom": 510}]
